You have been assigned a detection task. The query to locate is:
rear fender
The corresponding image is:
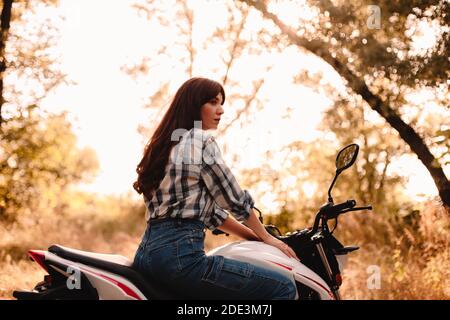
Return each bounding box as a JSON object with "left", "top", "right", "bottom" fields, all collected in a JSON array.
[{"left": 30, "top": 251, "right": 146, "bottom": 300}]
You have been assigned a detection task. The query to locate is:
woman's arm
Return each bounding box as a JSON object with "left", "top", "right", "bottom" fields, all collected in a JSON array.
[
  {"left": 217, "top": 215, "right": 261, "bottom": 241},
  {"left": 199, "top": 137, "right": 299, "bottom": 261},
  {"left": 217, "top": 209, "right": 300, "bottom": 261},
  {"left": 200, "top": 137, "right": 254, "bottom": 224},
  {"left": 241, "top": 208, "right": 272, "bottom": 242}
]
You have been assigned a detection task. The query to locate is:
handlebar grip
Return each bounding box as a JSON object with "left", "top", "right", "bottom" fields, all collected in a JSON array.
[{"left": 355, "top": 205, "right": 372, "bottom": 210}]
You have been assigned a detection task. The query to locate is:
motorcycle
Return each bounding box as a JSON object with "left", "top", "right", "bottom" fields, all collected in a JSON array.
[{"left": 13, "top": 143, "right": 372, "bottom": 300}]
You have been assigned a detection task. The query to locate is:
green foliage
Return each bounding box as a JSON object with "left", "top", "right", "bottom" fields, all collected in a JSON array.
[
  {"left": 307, "top": 0, "right": 449, "bottom": 88},
  {"left": 0, "top": 109, "right": 99, "bottom": 222}
]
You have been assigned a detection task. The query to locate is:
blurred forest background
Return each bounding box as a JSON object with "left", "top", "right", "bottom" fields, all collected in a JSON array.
[{"left": 0, "top": 0, "right": 449, "bottom": 299}]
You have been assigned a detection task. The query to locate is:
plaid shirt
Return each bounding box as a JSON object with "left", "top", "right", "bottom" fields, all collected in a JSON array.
[{"left": 144, "top": 128, "right": 254, "bottom": 231}]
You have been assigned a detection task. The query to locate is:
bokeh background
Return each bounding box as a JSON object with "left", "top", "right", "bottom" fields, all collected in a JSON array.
[{"left": 0, "top": 0, "right": 449, "bottom": 299}]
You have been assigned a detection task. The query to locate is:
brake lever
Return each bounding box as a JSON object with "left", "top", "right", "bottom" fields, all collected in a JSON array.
[{"left": 339, "top": 205, "right": 373, "bottom": 214}]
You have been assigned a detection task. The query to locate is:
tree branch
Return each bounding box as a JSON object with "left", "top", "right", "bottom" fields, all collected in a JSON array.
[{"left": 216, "top": 71, "right": 268, "bottom": 138}]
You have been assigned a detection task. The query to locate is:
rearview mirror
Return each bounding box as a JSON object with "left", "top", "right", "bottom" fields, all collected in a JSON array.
[
  {"left": 327, "top": 143, "right": 360, "bottom": 203},
  {"left": 336, "top": 144, "right": 359, "bottom": 173}
]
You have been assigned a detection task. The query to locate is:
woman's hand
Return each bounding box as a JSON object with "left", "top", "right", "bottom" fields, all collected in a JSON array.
[
  {"left": 262, "top": 235, "right": 300, "bottom": 262},
  {"left": 243, "top": 208, "right": 300, "bottom": 261}
]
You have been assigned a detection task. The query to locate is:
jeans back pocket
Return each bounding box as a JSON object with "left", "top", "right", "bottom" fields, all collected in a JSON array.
[
  {"left": 201, "top": 256, "right": 254, "bottom": 291},
  {"left": 176, "top": 232, "right": 205, "bottom": 272}
]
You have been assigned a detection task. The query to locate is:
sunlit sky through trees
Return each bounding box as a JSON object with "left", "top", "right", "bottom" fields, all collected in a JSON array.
[{"left": 36, "top": 0, "right": 444, "bottom": 203}]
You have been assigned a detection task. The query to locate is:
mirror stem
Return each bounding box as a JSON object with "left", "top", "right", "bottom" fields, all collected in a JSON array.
[{"left": 327, "top": 171, "right": 340, "bottom": 203}]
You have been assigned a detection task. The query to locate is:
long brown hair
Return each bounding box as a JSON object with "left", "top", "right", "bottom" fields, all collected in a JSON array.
[{"left": 133, "top": 77, "right": 226, "bottom": 200}]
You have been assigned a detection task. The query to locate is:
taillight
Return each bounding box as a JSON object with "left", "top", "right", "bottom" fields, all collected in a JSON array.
[
  {"left": 28, "top": 250, "right": 49, "bottom": 272},
  {"left": 335, "top": 273, "right": 342, "bottom": 286}
]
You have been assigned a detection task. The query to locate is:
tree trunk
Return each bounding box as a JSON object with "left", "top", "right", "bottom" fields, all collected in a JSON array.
[
  {"left": 0, "top": 0, "right": 13, "bottom": 128},
  {"left": 242, "top": 0, "right": 450, "bottom": 211}
]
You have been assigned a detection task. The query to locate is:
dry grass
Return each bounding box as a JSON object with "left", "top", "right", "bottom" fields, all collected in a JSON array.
[
  {"left": 0, "top": 192, "right": 146, "bottom": 299},
  {"left": 1, "top": 197, "right": 448, "bottom": 300},
  {"left": 1, "top": 258, "right": 45, "bottom": 299},
  {"left": 339, "top": 200, "right": 450, "bottom": 299}
]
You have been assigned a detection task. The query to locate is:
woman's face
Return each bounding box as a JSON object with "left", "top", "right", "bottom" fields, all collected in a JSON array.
[{"left": 200, "top": 92, "right": 224, "bottom": 130}]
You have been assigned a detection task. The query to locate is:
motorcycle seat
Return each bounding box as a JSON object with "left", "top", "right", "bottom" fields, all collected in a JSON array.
[
  {"left": 48, "top": 244, "right": 181, "bottom": 300},
  {"left": 48, "top": 244, "right": 133, "bottom": 266}
]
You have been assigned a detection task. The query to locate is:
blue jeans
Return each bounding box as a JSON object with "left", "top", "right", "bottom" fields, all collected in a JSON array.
[{"left": 133, "top": 219, "right": 297, "bottom": 300}]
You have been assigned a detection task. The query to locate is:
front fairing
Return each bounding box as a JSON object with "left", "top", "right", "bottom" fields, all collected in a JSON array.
[{"left": 280, "top": 229, "right": 344, "bottom": 286}]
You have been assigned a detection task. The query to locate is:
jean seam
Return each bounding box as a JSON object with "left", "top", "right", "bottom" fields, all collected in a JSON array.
[
  {"left": 222, "top": 262, "right": 253, "bottom": 278},
  {"left": 176, "top": 236, "right": 197, "bottom": 274},
  {"left": 201, "top": 256, "right": 224, "bottom": 283},
  {"left": 176, "top": 241, "right": 182, "bottom": 273},
  {"left": 146, "top": 241, "right": 176, "bottom": 253},
  {"left": 250, "top": 271, "right": 288, "bottom": 283}
]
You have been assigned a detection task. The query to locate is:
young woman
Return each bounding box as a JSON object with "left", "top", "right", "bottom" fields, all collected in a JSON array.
[{"left": 133, "top": 77, "right": 299, "bottom": 300}]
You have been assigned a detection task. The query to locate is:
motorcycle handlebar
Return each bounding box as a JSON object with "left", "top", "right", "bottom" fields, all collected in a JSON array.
[
  {"left": 321, "top": 200, "right": 372, "bottom": 220},
  {"left": 312, "top": 200, "right": 372, "bottom": 232}
]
